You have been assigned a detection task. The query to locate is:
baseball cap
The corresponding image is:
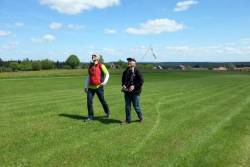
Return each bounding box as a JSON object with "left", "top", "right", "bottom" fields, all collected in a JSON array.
[{"left": 127, "top": 57, "right": 136, "bottom": 62}]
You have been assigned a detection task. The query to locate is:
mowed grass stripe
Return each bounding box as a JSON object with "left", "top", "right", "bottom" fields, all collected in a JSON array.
[
  {"left": 0, "top": 73, "right": 240, "bottom": 112},
  {"left": 0, "top": 73, "right": 228, "bottom": 102},
  {"left": 133, "top": 84, "right": 250, "bottom": 166},
  {"left": 129, "top": 82, "right": 249, "bottom": 156},
  {"left": 0, "top": 77, "right": 244, "bottom": 130},
  {"left": 0, "top": 88, "right": 82, "bottom": 103},
  {"left": 0, "top": 83, "right": 123, "bottom": 103},
  {"left": 2, "top": 76, "right": 242, "bottom": 130},
  {"left": 171, "top": 95, "right": 250, "bottom": 167},
  {"left": 158, "top": 84, "right": 250, "bottom": 139},
  {"left": 0, "top": 75, "right": 235, "bottom": 113},
  {"left": 177, "top": 102, "right": 250, "bottom": 167},
  {"left": 0, "top": 78, "right": 236, "bottom": 121},
  {"left": 157, "top": 82, "right": 250, "bottom": 143},
  {"left": 0, "top": 82, "right": 156, "bottom": 105},
  {"left": 0, "top": 77, "right": 202, "bottom": 104}
]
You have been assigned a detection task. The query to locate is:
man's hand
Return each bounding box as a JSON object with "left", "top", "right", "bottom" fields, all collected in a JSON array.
[
  {"left": 121, "top": 85, "right": 127, "bottom": 92},
  {"left": 84, "top": 88, "right": 88, "bottom": 93},
  {"left": 96, "top": 83, "right": 104, "bottom": 88},
  {"left": 129, "top": 85, "right": 135, "bottom": 92}
]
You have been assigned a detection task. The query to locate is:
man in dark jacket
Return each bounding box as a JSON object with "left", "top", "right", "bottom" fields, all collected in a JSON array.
[{"left": 121, "top": 58, "right": 144, "bottom": 124}]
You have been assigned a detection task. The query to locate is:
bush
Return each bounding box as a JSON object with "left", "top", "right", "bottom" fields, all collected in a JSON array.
[
  {"left": 115, "top": 60, "right": 127, "bottom": 69},
  {"left": 9, "top": 62, "right": 19, "bottom": 71},
  {"left": 66, "top": 55, "right": 80, "bottom": 69},
  {"left": 0, "top": 58, "right": 4, "bottom": 67},
  {"left": 137, "top": 64, "right": 153, "bottom": 70},
  {"left": 104, "top": 63, "right": 111, "bottom": 69},
  {"left": 0, "top": 67, "right": 12, "bottom": 72},
  {"left": 62, "top": 65, "right": 72, "bottom": 69},
  {"left": 32, "top": 61, "right": 41, "bottom": 71},
  {"left": 18, "top": 60, "right": 32, "bottom": 71},
  {"left": 55, "top": 61, "right": 64, "bottom": 69},
  {"left": 41, "top": 59, "right": 54, "bottom": 70},
  {"left": 81, "top": 63, "right": 89, "bottom": 69}
]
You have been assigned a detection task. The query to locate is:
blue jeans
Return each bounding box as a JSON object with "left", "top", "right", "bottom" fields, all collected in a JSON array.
[
  {"left": 87, "top": 87, "right": 110, "bottom": 119},
  {"left": 124, "top": 93, "right": 143, "bottom": 122}
]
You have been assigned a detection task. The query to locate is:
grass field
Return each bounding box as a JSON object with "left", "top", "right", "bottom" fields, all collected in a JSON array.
[{"left": 0, "top": 70, "right": 250, "bottom": 167}]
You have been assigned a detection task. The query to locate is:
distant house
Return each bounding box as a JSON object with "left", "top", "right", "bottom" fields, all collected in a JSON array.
[
  {"left": 174, "top": 65, "right": 186, "bottom": 70},
  {"left": 213, "top": 66, "right": 227, "bottom": 71},
  {"left": 153, "top": 65, "right": 163, "bottom": 70},
  {"left": 234, "top": 67, "right": 250, "bottom": 71},
  {"left": 110, "top": 63, "right": 119, "bottom": 69},
  {"left": 180, "top": 65, "right": 186, "bottom": 70}
]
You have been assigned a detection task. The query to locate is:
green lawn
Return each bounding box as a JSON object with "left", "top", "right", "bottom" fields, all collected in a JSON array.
[{"left": 0, "top": 71, "right": 250, "bottom": 167}]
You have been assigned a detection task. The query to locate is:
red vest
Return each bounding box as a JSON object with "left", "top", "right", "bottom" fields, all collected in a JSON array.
[{"left": 89, "top": 63, "right": 103, "bottom": 85}]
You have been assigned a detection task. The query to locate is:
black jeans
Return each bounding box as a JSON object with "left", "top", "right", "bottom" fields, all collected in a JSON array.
[{"left": 87, "top": 87, "right": 110, "bottom": 119}]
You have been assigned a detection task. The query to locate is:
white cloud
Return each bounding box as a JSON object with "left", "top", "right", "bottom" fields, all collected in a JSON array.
[
  {"left": 49, "top": 22, "right": 84, "bottom": 30},
  {"left": 40, "top": 0, "right": 120, "bottom": 15},
  {"left": 102, "top": 48, "right": 117, "bottom": 54},
  {"left": 241, "top": 38, "right": 250, "bottom": 45},
  {"left": 100, "top": 48, "right": 124, "bottom": 61},
  {"left": 166, "top": 46, "right": 191, "bottom": 52},
  {"left": 66, "top": 24, "right": 84, "bottom": 30},
  {"left": 104, "top": 28, "right": 117, "bottom": 34},
  {"left": 31, "top": 34, "right": 56, "bottom": 43},
  {"left": 49, "top": 22, "right": 63, "bottom": 30},
  {"left": 126, "top": 18, "right": 184, "bottom": 35},
  {"left": 130, "top": 45, "right": 147, "bottom": 54},
  {"left": 15, "top": 22, "right": 24, "bottom": 27},
  {"left": 174, "top": 0, "right": 198, "bottom": 12},
  {"left": 1, "top": 42, "right": 18, "bottom": 50},
  {"left": 0, "top": 30, "right": 11, "bottom": 37},
  {"left": 130, "top": 44, "right": 250, "bottom": 62},
  {"left": 43, "top": 34, "right": 56, "bottom": 42},
  {"left": 166, "top": 45, "right": 250, "bottom": 56}
]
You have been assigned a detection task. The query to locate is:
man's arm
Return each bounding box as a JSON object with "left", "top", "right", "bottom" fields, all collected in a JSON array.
[
  {"left": 122, "top": 70, "right": 126, "bottom": 86},
  {"left": 84, "top": 75, "right": 90, "bottom": 89},
  {"left": 101, "top": 64, "right": 109, "bottom": 86},
  {"left": 134, "top": 69, "right": 144, "bottom": 88},
  {"left": 84, "top": 75, "right": 90, "bottom": 93}
]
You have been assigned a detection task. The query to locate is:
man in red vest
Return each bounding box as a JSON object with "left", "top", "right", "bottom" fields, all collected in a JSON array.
[{"left": 84, "top": 53, "right": 110, "bottom": 121}]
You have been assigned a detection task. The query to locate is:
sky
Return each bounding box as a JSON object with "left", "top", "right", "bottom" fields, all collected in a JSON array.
[{"left": 0, "top": 0, "right": 250, "bottom": 62}]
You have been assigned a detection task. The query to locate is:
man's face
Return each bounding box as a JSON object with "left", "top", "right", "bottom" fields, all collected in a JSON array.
[
  {"left": 92, "top": 55, "right": 99, "bottom": 64},
  {"left": 127, "top": 60, "right": 136, "bottom": 67}
]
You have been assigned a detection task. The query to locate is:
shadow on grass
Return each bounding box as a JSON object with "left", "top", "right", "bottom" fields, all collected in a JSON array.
[
  {"left": 58, "top": 113, "right": 122, "bottom": 124},
  {"left": 130, "top": 120, "right": 141, "bottom": 123}
]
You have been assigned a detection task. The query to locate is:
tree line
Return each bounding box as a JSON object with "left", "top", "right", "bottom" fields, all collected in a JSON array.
[{"left": 0, "top": 55, "right": 82, "bottom": 72}]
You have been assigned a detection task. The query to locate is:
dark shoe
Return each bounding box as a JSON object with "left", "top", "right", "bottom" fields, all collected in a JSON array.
[
  {"left": 139, "top": 117, "right": 144, "bottom": 123},
  {"left": 84, "top": 117, "right": 93, "bottom": 122},
  {"left": 120, "top": 120, "right": 130, "bottom": 125},
  {"left": 104, "top": 113, "right": 110, "bottom": 118}
]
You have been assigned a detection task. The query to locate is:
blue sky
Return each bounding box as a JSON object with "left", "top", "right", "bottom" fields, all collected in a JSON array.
[{"left": 0, "top": 0, "right": 250, "bottom": 62}]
